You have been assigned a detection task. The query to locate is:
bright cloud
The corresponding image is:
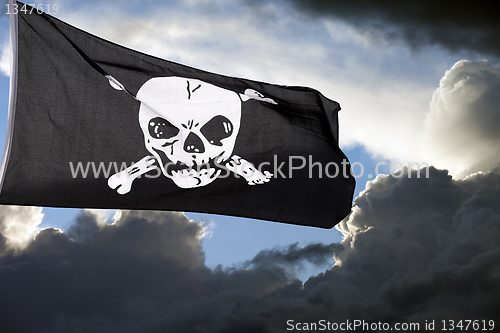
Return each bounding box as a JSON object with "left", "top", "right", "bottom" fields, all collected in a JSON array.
[
  {"left": 0, "top": 41, "right": 10, "bottom": 76},
  {"left": 422, "top": 60, "right": 500, "bottom": 177},
  {"left": 0, "top": 205, "right": 43, "bottom": 252}
]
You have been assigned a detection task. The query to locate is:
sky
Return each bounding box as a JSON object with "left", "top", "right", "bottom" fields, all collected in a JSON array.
[{"left": 0, "top": 0, "right": 500, "bottom": 332}]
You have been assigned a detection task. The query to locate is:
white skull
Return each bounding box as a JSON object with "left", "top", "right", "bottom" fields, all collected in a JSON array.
[{"left": 136, "top": 77, "right": 242, "bottom": 188}]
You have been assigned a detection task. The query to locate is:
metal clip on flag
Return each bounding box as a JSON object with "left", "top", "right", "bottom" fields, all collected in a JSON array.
[{"left": 0, "top": 1, "right": 355, "bottom": 228}]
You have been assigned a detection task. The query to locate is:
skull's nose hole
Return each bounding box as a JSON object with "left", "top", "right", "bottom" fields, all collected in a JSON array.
[{"left": 183, "top": 132, "right": 205, "bottom": 153}]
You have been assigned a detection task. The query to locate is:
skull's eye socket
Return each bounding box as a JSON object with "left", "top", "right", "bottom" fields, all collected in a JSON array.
[
  {"left": 148, "top": 117, "right": 179, "bottom": 139},
  {"left": 200, "top": 115, "right": 233, "bottom": 146}
]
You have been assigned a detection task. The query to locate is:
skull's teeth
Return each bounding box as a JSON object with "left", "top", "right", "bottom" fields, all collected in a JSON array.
[{"left": 169, "top": 167, "right": 218, "bottom": 179}]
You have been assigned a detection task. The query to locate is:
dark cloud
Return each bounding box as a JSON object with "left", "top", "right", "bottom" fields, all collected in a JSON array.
[
  {"left": 0, "top": 210, "right": 211, "bottom": 332},
  {"left": 1, "top": 167, "right": 500, "bottom": 332},
  {"left": 333, "top": 167, "right": 500, "bottom": 321},
  {"left": 246, "top": 0, "right": 500, "bottom": 58},
  {"left": 0, "top": 231, "right": 7, "bottom": 255},
  {"left": 248, "top": 242, "right": 344, "bottom": 269}
]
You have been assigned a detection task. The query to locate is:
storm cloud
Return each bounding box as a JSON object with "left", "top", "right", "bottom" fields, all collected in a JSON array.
[
  {"left": 1, "top": 166, "right": 499, "bottom": 332},
  {"left": 250, "top": 0, "right": 500, "bottom": 58}
]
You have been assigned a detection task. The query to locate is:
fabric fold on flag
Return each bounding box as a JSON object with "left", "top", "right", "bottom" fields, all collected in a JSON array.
[{"left": 0, "top": 1, "right": 355, "bottom": 228}]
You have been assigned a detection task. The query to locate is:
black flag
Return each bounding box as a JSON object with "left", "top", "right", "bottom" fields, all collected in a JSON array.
[{"left": 0, "top": 2, "right": 355, "bottom": 228}]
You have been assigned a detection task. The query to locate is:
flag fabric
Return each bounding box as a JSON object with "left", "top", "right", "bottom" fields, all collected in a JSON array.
[{"left": 0, "top": 1, "right": 355, "bottom": 228}]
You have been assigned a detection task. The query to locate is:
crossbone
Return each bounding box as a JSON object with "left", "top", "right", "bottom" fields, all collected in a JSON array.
[
  {"left": 224, "top": 155, "right": 272, "bottom": 185},
  {"left": 108, "top": 156, "right": 157, "bottom": 195},
  {"left": 108, "top": 155, "right": 272, "bottom": 195}
]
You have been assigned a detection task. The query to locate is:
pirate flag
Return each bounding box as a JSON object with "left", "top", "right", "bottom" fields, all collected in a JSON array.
[{"left": 0, "top": 2, "right": 355, "bottom": 228}]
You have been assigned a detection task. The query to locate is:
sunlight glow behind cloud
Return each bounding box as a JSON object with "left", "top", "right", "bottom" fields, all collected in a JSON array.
[
  {"left": 423, "top": 60, "right": 500, "bottom": 177},
  {"left": 0, "top": 205, "right": 43, "bottom": 252}
]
